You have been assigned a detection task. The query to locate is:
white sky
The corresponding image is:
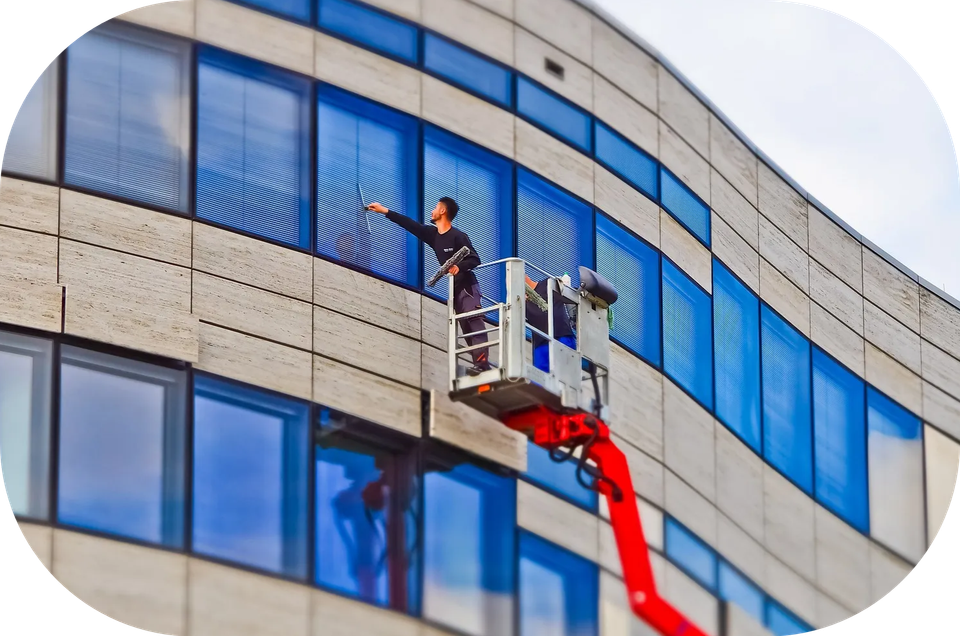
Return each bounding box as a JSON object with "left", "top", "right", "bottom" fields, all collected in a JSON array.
[{"left": 596, "top": 0, "right": 960, "bottom": 295}]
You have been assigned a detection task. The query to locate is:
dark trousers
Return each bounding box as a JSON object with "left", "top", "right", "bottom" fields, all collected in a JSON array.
[{"left": 454, "top": 283, "right": 489, "bottom": 366}]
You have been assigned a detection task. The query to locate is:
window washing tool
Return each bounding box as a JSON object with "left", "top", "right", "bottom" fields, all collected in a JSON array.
[{"left": 427, "top": 245, "right": 471, "bottom": 287}]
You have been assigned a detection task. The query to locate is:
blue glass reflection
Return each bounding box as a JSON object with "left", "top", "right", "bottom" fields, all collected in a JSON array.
[
  {"left": 766, "top": 602, "right": 811, "bottom": 636},
  {"left": 664, "top": 518, "right": 717, "bottom": 591},
  {"left": 520, "top": 532, "right": 599, "bottom": 636},
  {"left": 525, "top": 442, "right": 597, "bottom": 510},
  {"left": 662, "top": 260, "right": 713, "bottom": 408},
  {"left": 319, "top": 0, "right": 418, "bottom": 62},
  {"left": 595, "top": 123, "right": 658, "bottom": 198},
  {"left": 660, "top": 167, "right": 710, "bottom": 246},
  {"left": 424, "top": 35, "right": 512, "bottom": 106},
  {"left": 719, "top": 561, "right": 764, "bottom": 624},
  {"left": 517, "top": 77, "right": 592, "bottom": 152}
]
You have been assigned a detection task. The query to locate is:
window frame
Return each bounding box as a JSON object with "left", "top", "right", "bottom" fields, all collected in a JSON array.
[{"left": 421, "top": 30, "right": 515, "bottom": 109}]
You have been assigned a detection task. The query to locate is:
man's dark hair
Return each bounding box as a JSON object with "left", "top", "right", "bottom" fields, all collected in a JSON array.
[{"left": 439, "top": 197, "right": 459, "bottom": 221}]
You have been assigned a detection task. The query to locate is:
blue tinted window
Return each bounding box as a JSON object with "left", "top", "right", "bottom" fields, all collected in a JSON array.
[
  {"left": 192, "top": 375, "right": 310, "bottom": 577},
  {"left": 761, "top": 306, "right": 813, "bottom": 493},
  {"left": 424, "top": 126, "right": 514, "bottom": 301},
  {"left": 317, "top": 85, "right": 420, "bottom": 285},
  {"left": 518, "top": 169, "right": 594, "bottom": 288},
  {"left": 196, "top": 48, "right": 312, "bottom": 248},
  {"left": 660, "top": 167, "right": 710, "bottom": 246},
  {"left": 517, "top": 77, "right": 592, "bottom": 152},
  {"left": 236, "top": 0, "right": 311, "bottom": 21},
  {"left": 424, "top": 35, "right": 512, "bottom": 106},
  {"left": 58, "top": 347, "right": 186, "bottom": 546},
  {"left": 3, "top": 59, "right": 58, "bottom": 180},
  {"left": 318, "top": 0, "right": 418, "bottom": 63},
  {"left": 868, "top": 387, "right": 924, "bottom": 561},
  {"left": 594, "top": 123, "right": 657, "bottom": 198},
  {"left": 719, "top": 561, "right": 764, "bottom": 624},
  {"left": 423, "top": 461, "right": 516, "bottom": 635},
  {"left": 813, "top": 348, "right": 868, "bottom": 532},
  {"left": 520, "top": 532, "right": 599, "bottom": 636},
  {"left": 662, "top": 260, "right": 713, "bottom": 408},
  {"left": 664, "top": 518, "right": 717, "bottom": 590},
  {"left": 65, "top": 24, "right": 191, "bottom": 212},
  {"left": 766, "top": 602, "right": 811, "bottom": 636},
  {"left": 596, "top": 213, "right": 660, "bottom": 365},
  {"left": 714, "top": 261, "right": 761, "bottom": 450},
  {"left": 525, "top": 442, "right": 597, "bottom": 510}
]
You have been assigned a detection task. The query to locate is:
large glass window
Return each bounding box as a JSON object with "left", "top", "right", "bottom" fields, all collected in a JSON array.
[
  {"left": 318, "top": 0, "right": 418, "bottom": 63},
  {"left": 664, "top": 517, "right": 717, "bottom": 591},
  {"left": 192, "top": 374, "right": 310, "bottom": 577},
  {"left": 519, "top": 532, "right": 598, "bottom": 636},
  {"left": 524, "top": 442, "right": 597, "bottom": 511},
  {"left": 813, "top": 348, "right": 868, "bottom": 533},
  {"left": 761, "top": 305, "right": 813, "bottom": 494},
  {"left": 517, "top": 78, "right": 592, "bottom": 153},
  {"left": 660, "top": 167, "right": 710, "bottom": 247},
  {"left": 596, "top": 213, "right": 660, "bottom": 365},
  {"left": 714, "top": 261, "right": 761, "bottom": 451},
  {"left": 3, "top": 59, "right": 58, "bottom": 180},
  {"left": 423, "top": 456, "right": 516, "bottom": 636},
  {"left": 765, "top": 601, "right": 811, "bottom": 636},
  {"left": 317, "top": 85, "right": 419, "bottom": 285},
  {"left": 594, "top": 123, "right": 657, "bottom": 199},
  {"left": 0, "top": 332, "right": 53, "bottom": 520},
  {"left": 314, "top": 413, "right": 419, "bottom": 610},
  {"left": 196, "top": 47, "right": 312, "bottom": 248},
  {"left": 719, "top": 561, "right": 764, "bottom": 625},
  {"left": 238, "top": 0, "right": 311, "bottom": 22},
  {"left": 424, "top": 126, "right": 513, "bottom": 301},
  {"left": 662, "top": 260, "right": 713, "bottom": 409},
  {"left": 65, "top": 24, "right": 191, "bottom": 211},
  {"left": 868, "top": 388, "right": 924, "bottom": 561},
  {"left": 58, "top": 346, "right": 186, "bottom": 546},
  {"left": 424, "top": 35, "right": 512, "bottom": 107},
  {"left": 517, "top": 169, "right": 594, "bottom": 288}
]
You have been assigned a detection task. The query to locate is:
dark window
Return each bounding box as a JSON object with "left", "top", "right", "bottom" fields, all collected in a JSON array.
[
  {"left": 662, "top": 260, "right": 713, "bottom": 408},
  {"left": 516, "top": 77, "right": 592, "bottom": 152},
  {"left": 594, "top": 122, "right": 657, "bottom": 199},
  {"left": 659, "top": 167, "right": 710, "bottom": 246},
  {"left": 3, "top": 59, "right": 58, "bottom": 180},
  {"left": 423, "top": 35, "right": 512, "bottom": 107},
  {"left": 524, "top": 442, "right": 597, "bottom": 511},
  {"left": 519, "top": 531, "right": 599, "bottom": 636},
  {"left": 318, "top": 0, "right": 419, "bottom": 63}
]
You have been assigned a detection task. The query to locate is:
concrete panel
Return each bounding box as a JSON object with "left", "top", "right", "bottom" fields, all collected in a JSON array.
[
  {"left": 0, "top": 279, "right": 62, "bottom": 333},
  {"left": 54, "top": 530, "right": 187, "bottom": 636},
  {"left": 864, "top": 248, "right": 920, "bottom": 333},
  {"left": 118, "top": 0, "right": 195, "bottom": 38},
  {"left": 60, "top": 240, "right": 198, "bottom": 361},
  {"left": 314, "top": 306, "right": 421, "bottom": 388},
  {"left": 198, "top": 323, "right": 312, "bottom": 398},
  {"left": 664, "top": 382, "right": 715, "bottom": 502},
  {"left": 518, "top": 481, "right": 599, "bottom": 562},
  {"left": 816, "top": 591, "right": 853, "bottom": 629},
  {"left": 717, "top": 513, "right": 765, "bottom": 588},
  {"left": 598, "top": 520, "right": 621, "bottom": 576},
  {"left": 920, "top": 287, "right": 960, "bottom": 360},
  {"left": 608, "top": 344, "right": 663, "bottom": 460},
  {"left": 594, "top": 74, "right": 657, "bottom": 155},
  {"left": 194, "top": 222, "right": 313, "bottom": 302},
  {"left": 659, "top": 121, "right": 709, "bottom": 203},
  {"left": 715, "top": 424, "right": 764, "bottom": 542},
  {"left": 196, "top": 0, "right": 314, "bottom": 75},
  {"left": 468, "top": 0, "right": 512, "bottom": 18},
  {"left": 808, "top": 204, "right": 862, "bottom": 293},
  {"left": 361, "top": 0, "right": 420, "bottom": 21},
  {"left": 658, "top": 67, "right": 708, "bottom": 158},
  {"left": 725, "top": 603, "right": 773, "bottom": 636},
  {"left": 870, "top": 543, "right": 912, "bottom": 604},
  {"left": 925, "top": 424, "right": 960, "bottom": 546},
  {"left": 810, "top": 302, "right": 865, "bottom": 378},
  {"left": 516, "top": 28, "right": 592, "bottom": 110},
  {"left": 665, "top": 470, "right": 717, "bottom": 547},
  {"left": 18, "top": 522, "right": 52, "bottom": 571},
  {"left": 595, "top": 165, "right": 660, "bottom": 248},
  {"left": 711, "top": 171, "right": 758, "bottom": 250},
  {"left": 764, "top": 554, "right": 817, "bottom": 626},
  {"left": 664, "top": 563, "right": 719, "bottom": 636},
  {"left": 923, "top": 381, "right": 960, "bottom": 441},
  {"left": 60, "top": 190, "right": 191, "bottom": 266},
  {"left": 759, "top": 215, "right": 808, "bottom": 293},
  {"left": 422, "top": 75, "right": 514, "bottom": 158},
  {"left": 815, "top": 506, "right": 871, "bottom": 612},
  {"left": 616, "top": 433, "right": 664, "bottom": 507},
  {"left": 314, "top": 355, "right": 421, "bottom": 437},
  {"left": 763, "top": 465, "right": 816, "bottom": 582},
  {"left": 758, "top": 162, "right": 807, "bottom": 250},
  {"left": 592, "top": 17, "right": 658, "bottom": 112},
  {"left": 312, "top": 589, "right": 421, "bottom": 636},
  {"left": 429, "top": 390, "right": 527, "bottom": 471},
  {"left": 809, "top": 258, "right": 864, "bottom": 336},
  {"left": 424, "top": 0, "right": 514, "bottom": 65},
  {"left": 0, "top": 176, "right": 58, "bottom": 234},
  {"left": 712, "top": 211, "right": 759, "bottom": 294},
  {"left": 759, "top": 257, "right": 810, "bottom": 336},
  {"left": 315, "top": 257, "right": 421, "bottom": 340},
  {"left": 638, "top": 498, "right": 664, "bottom": 551},
  {"left": 515, "top": 118, "right": 594, "bottom": 202},
  {"left": 921, "top": 339, "right": 960, "bottom": 398},
  {"left": 420, "top": 295, "right": 448, "bottom": 351},
  {"left": 709, "top": 115, "right": 757, "bottom": 206},
  {"left": 515, "top": 0, "right": 593, "bottom": 64},
  {"left": 420, "top": 342, "right": 447, "bottom": 393},
  {"left": 188, "top": 558, "right": 310, "bottom": 636},
  {"left": 865, "top": 342, "right": 922, "bottom": 416},
  {"left": 315, "top": 34, "right": 421, "bottom": 116},
  {"left": 0, "top": 225, "right": 57, "bottom": 285},
  {"left": 863, "top": 299, "right": 922, "bottom": 374},
  {"left": 193, "top": 272, "right": 313, "bottom": 349},
  {"left": 660, "top": 210, "right": 711, "bottom": 293}
]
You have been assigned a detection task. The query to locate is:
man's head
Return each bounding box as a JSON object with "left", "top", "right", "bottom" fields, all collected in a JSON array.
[{"left": 430, "top": 197, "right": 459, "bottom": 224}]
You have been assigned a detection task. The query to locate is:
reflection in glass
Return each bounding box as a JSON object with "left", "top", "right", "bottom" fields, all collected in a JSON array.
[
  {"left": 664, "top": 518, "right": 716, "bottom": 591},
  {"left": 519, "top": 532, "right": 598, "bottom": 636},
  {"left": 3, "top": 59, "right": 58, "bottom": 180},
  {"left": 662, "top": 260, "right": 713, "bottom": 408},
  {"left": 718, "top": 561, "right": 764, "bottom": 625},
  {"left": 524, "top": 442, "right": 597, "bottom": 510}
]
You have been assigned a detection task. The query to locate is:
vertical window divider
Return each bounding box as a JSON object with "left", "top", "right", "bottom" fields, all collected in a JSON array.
[
  {"left": 47, "top": 338, "right": 62, "bottom": 525},
  {"left": 55, "top": 52, "right": 67, "bottom": 186},
  {"left": 309, "top": 79, "right": 319, "bottom": 254},
  {"left": 184, "top": 365, "right": 195, "bottom": 554},
  {"left": 306, "top": 402, "right": 318, "bottom": 585},
  {"left": 188, "top": 42, "right": 199, "bottom": 219}
]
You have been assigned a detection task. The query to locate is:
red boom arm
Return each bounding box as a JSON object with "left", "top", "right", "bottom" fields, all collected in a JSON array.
[{"left": 503, "top": 406, "right": 707, "bottom": 636}]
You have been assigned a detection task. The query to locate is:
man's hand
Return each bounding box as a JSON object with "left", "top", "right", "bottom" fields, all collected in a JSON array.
[
  {"left": 449, "top": 265, "right": 460, "bottom": 276},
  {"left": 366, "top": 202, "right": 389, "bottom": 214}
]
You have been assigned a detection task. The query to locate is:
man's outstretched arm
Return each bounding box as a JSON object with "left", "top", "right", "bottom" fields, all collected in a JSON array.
[{"left": 367, "top": 202, "right": 434, "bottom": 244}]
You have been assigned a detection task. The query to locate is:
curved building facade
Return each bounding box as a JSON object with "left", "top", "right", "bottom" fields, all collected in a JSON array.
[{"left": 1, "top": 0, "right": 958, "bottom": 635}]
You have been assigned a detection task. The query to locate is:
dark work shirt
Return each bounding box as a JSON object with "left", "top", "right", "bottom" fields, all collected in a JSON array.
[
  {"left": 528, "top": 279, "right": 575, "bottom": 348},
  {"left": 385, "top": 211, "right": 481, "bottom": 290}
]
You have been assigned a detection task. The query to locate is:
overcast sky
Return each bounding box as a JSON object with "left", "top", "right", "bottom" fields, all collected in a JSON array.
[{"left": 596, "top": 0, "right": 959, "bottom": 295}]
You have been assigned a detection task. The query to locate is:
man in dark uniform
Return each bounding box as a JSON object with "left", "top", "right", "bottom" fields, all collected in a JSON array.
[{"left": 366, "top": 197, "right": 491, "bottom": 373}]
